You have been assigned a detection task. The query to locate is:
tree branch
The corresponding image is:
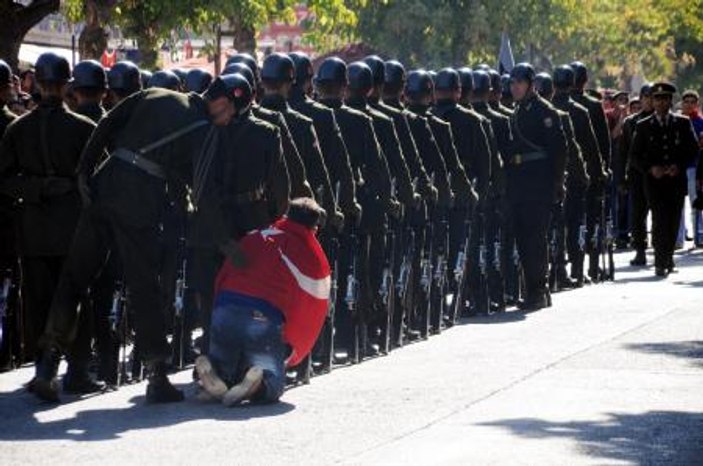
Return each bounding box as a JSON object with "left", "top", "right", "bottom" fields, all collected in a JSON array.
[{"left": 17, "top": 0, "right": 61, "bottom": 34}]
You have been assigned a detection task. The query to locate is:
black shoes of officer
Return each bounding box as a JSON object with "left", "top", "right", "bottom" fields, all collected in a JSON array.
[
  {"left": 630, "top": 250, "right": 646, "bottom": 266},
  {"left": 655, "top": 267, "right": 669, "bottom": 278},
  {"left": 32, "top": 347, "right": 62, "bottom": 402},
  {"left": 145, "top": 360, "right": 184, "bottom": 404},
  {"left": 518, "top": 293, "right": 551, "bottom": 313},
  {"left": 63, "top": 364, "right": 106, "bottom": 395}
]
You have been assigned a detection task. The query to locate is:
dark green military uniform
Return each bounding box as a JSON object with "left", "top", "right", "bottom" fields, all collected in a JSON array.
[
  {"left": 0, "top": 97, "right": 95, "bottom": 360},
  {"left": 621, "top": 108, "right": 654, "bottom": 255},
  {"left": 75, "top": 102, "right": 106, "bottom": 123},
  {"left": 369, "top": 96, "right": 433, "bottom": 199},
  {"left": 252, "top": 104, "right": 311, "bottom": 199},
  {"left": 630, "top": 110, "right": 698, "bottom": 273},
  {"left": 0, "top": 103, "right": 18, "bottom": 369},
  {"left": 261, "top": 94, "right": 333, "bottom": 215},
  {"left": 38, "top": 89, "right": 209, "bottom": 367},
  {"left": 552, "top": 92, "right": 603, "bottom": 283},
  {"left": 289, "top": 90, "right": 358, "bottom": 217},
  {"left": 507, "top": 93, "right": 567, "bottom": 307}
]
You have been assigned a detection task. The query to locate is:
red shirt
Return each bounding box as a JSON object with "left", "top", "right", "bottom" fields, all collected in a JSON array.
[{"left": 214, "top": 218, "right": 331, "bottom": 366}]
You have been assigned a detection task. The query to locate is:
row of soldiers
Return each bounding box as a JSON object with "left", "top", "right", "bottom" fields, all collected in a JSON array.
[{"left": 1, "top": 49, "right": 696, "bottom": 404}]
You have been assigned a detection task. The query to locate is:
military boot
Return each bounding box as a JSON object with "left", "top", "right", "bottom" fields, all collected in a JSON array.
[
  {"left": 630, "top": 249, "right": 646, "bottom": 266},
  {"left": 63, "top": 360, "right": 105, "bottom": 395},
  {"left": 32, "top": 347, "right": 61, "bottom": 402},
  {"left": 145, "top": 360, "right": 184, "bottom": 404}
]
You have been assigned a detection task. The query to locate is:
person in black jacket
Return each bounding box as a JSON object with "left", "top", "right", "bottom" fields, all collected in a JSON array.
[
  {"left": 630, "top": 82, "right": 699, "bottom": 277},
  {"left": 0, "top": 53, "right": 99, "bottom": 394}
]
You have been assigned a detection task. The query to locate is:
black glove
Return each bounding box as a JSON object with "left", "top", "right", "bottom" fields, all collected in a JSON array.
[
  {"left": 388, "top": 199, "right": 402, "bottom": 220},
  {"left": 329, "top": 209, "right": 345, "bottom": 233}
]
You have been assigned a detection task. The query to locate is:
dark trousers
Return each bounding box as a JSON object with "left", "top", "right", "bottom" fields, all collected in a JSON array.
[
  {"left": 564, "top": 187, "right": 586, "bottom": 279},
  {"left": 91, "top": 254, "right": 123, "bottom": 383},
  {"left": 0, "top": 256, "right": 20, "bottom": 369},
  {"left": 41, "top": 204, "right": 170, "bottom": 363},
  {"left": 484, "top": 199, "right": 505, "bottom": 305},
  {"left": 190, "top": 247, "right": 223, "bottom": 354},
  {"left": 645, "top": 176, "right": 686, "bottom": 269},
  {"left": 629, "top": 171, "right": 649, "bottom": 251},
  {"left": 512, "top": 202, "right": 552, "bottom": 299},
  {"left": 586, "top": 185, "right": 604, "bottom": 276}
]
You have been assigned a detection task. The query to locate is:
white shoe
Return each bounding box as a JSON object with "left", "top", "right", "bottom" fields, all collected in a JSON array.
[
  {"left": 195, "top": 356, "right": 228, "bottom": 399},
  {"left": 222, "top": 366, "right": 264, "bottom": 407}
]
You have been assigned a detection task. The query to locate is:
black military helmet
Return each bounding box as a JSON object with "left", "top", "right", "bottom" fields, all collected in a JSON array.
[
  {"left": 172, "top": 68, "right": 188, "bottom": 85},
  {"left": 205, "top": 73, "right": 253, "bottom": 113},
  {"left": 35, "top": 52, "right": 70, "bottom": 83},
  {"left": 316, "top": 57, "right": 347, "bottom": 85},
  {"left": 434, "top": 68, "right": 460, "bottom": 91},
  {"left": 289, "top": 51, "right": 314, "bottom": 84},
  {"left": 348, "top": 61, "right": 373, "bottom": 91},
  {"left": 147, "top": 70, "right": 181, "bottom": 90},
  {"left": 226, "top": 53, "right": 258, "bottom": 76},
  {"left": 222, "top": 62, "right": 255, "bottom": 90},
  {"left": 472, "top": 70, "right": 491, "bottom": 95},
  {"left": 108, "top": 61, "right": 142, "bottom": 94},
  {"left": 510, "top": 62, "right": 535, "bottom": 83},
  {"left": 534, "top": 72, "right": 554, "bottom": 97},
  {"left": 457, "top": 67, "right": 474, "bottom": 93},
  {"left": 569, "top": 61, "right": 588, "bottom": 86},
  {"left": 71, "top": 60, "right": 107, "bottom": 90},
  {"left": 552, "top": 65, "right": 575, "bottom": 89},
  {"left": 184, "top": 68, "right": 213, "bottom": 93},
  {"left": 384, "top": 60, "right": 406, "bottom": 87},
  {"left": 140, "top": 69, "right": 152, "bottom": 89},
  {"left": 639, "top": 82, "right": 654, "bottom": 97},
  {"left": 363, "top": 55, "right": 385, "bottom": 86},
  {"left": 405, "top": 69, "right": 434, "bottom": 97},
  {"left": 500, "top": 73, "right": 512, "bottom": 98},
  {"left": 261, "top": 52, "right": 296, "bottom": 83},
  {"left": 488, "top": 69, "right": 501, "bottom": 93},
  {"left": 475, "top": 63, "right": 491, "bottom": 71},
  {"left": 0, "top": 59, "right": 12, "bottom": 86}
]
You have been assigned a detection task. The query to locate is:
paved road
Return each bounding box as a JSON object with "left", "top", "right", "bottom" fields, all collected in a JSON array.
[{"left": 1, "top": 248, "right": 702, "bottom": 465}]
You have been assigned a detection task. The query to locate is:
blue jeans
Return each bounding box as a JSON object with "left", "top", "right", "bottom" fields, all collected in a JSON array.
[{"left": 208, "top": 291, "right": 286, "bottom": 403}]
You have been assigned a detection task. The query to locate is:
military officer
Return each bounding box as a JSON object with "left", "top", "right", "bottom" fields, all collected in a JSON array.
[
  {"left": 106, "top": 61, "right": 142, "bottom": 108},
  {"left": 507, "top": 63, "right": 568, "bottom": 311},
  {"left": 71, "top": 60, "right": 107, "bottom": 123},
  {"left": 630, "top": 82, "right": 698, "bottom": 276}
]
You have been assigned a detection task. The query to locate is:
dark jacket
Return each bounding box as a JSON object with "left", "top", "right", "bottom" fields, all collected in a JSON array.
[{"left": 0, "top": 98, "right": 95, "bottom": 256}]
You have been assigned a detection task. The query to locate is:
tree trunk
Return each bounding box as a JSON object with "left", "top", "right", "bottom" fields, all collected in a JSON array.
[
  {"left": 230, "top": 17, "right": 256, "bottom": 55},
  {"left": 137, "top": 30, "right": 160, "bottom": 70},
  {"left": 0, "top": 0, "right": 60, "bottom": 72},
  {"left": 78, "top": 0, "right": 108, "bottom": 61}
]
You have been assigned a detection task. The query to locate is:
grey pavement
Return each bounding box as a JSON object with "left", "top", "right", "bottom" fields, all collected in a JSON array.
[{"left": 1, "top": 248, "right": 702, "bottom": 465}]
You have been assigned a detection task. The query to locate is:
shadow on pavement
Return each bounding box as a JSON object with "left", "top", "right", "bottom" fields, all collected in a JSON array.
[
  {"left": 624, "top": 340, "right": 703, "bottom": 368},
  {"left": 478, "top": 410, "right": 703, "bottom": 465},
  {"left": 0, "top": 382, "right": 294, "bottom": 442},
  {"left": 458, "top": 311, "right": 527, "bottom": 326}
]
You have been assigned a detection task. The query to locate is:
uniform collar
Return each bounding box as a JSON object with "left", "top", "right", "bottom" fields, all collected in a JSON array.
[
  {"left": 260, "top": 94, "right": 289, "bottom": 112},
  {"left": 406, "top": 103, "right": 430, "bottom": 116},
  {"left": 345, "top": 95, "right": 368, "bottom": 110},
  {"left": 434, "top": 98, "right": 456, "bottom": 109},
  {"left": 318, "top": 97, "right": 343, "bottom": 109},
  {"left": 383, "top": 97, "right": 403, "bottom": 110}
]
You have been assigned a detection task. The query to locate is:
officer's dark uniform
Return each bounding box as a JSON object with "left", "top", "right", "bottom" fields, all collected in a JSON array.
[
  {"left": 346, "top": 62, "right": 414, "bottom": 345},
  {"left": 316, "top": 57, "right": 393, "bottom": 356},
  {"left": 34, "top": 87, "right": 210, "bottom": 403},
  {"left": 288, "top": 53, "right": 358, "bottom": 219},
  {"left": 507, "top": 63, "right": 568, "bottom": 310},
  {"left": 107, "top": 61, "right": 142, "bottom": 109},
  {"left": 552, "top": 65, "right": 605, "bottom": 284},
  {"left": 621, "top": 84, "right": 654, "bottom": 265},
  {"left": 0, "top": 54, "right": 97, "bottom": 382},
  {"left": 570, "top": 62, "right": 611, "bottom": 280},
  {"left": 0, "top": 59, "right": 19, "bottom": 370},
  {"left": 223, "top": 61, "right": 310, "bottom": 199},
  {"left": 630, "top": 82, "right": 698, "bottom": 275},
  {"left": 468, "top": 70, "right": 513, "bottom": 309},
  {"left": 260, "top": 55, "right": 333, "bottom": 219},
  {"left": 488, "top": 69, "right": 515, "bottom": 117}
]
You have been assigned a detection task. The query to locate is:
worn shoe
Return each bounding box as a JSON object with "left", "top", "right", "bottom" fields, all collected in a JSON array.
[
  {"left": 518, "top": 294, "right": 550, "bottom": 313},
  {"left": 194, "top": 355, "right": 228, "bottom": 400},
  {"left": 222, "top": 366, "right": 264, "bottom": 407},
  {"left": 630, "top": 250, "right": 646, "bottom": 266}
]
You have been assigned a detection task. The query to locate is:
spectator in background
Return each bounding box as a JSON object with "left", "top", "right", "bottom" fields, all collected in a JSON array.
[{"left": 680, "top": 90, "right": 703, "bottom": 247}]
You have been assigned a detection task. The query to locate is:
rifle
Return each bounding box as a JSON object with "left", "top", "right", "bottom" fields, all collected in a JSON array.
[
  {"left": 548, "top": 224, "right": 559, "bottom": 293},
  {"left": 418, "top": 173, "right": 435, "bottom": 338},
  {"left": 344, "top": 225, "right": 361, "bottom": 363},
  {"left": 431, "top": 207, "right": 449, "bottom": 333},
  {"left": 108, "top": 280, "right": 130, "bottom": 385},
  {"left": 172, "top": 257, "right": 187, "bottom": 369},
  {"left": 451, "top": 216, "right": 471, "bottom": 323}
]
